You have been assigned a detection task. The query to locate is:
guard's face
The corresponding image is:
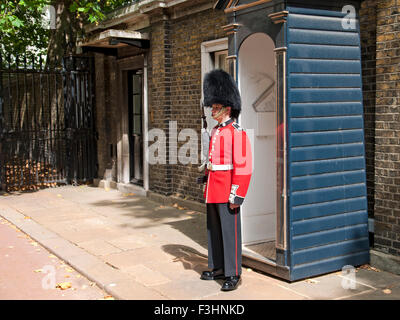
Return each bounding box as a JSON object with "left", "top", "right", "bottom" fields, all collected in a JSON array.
[
  {"left": 211, "top": 104, "right": 230, "bottom": 121},
  {"left": 211, "top": 104, "right": 223, "bottom": 117}
]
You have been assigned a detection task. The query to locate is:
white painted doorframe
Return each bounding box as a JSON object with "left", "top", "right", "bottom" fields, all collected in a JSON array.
[{"left": 238, "top": 33, "right": 277, "bottom": 245}]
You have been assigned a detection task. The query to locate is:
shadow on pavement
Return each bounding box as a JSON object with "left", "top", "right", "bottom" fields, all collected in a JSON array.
[{"left": 161, "top": 244, "right": 208, "bottom": 276}]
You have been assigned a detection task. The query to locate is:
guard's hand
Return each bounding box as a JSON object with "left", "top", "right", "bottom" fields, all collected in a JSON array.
[{"left": 229, "top": 203, "right": 240, "bottom": 210}]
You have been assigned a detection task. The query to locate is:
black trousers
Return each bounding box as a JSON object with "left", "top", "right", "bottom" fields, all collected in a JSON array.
[{"left": 206, "top": 203, "right": 242, "bottom": 277}]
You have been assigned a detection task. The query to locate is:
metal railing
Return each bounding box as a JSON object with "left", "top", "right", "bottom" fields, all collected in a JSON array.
[{"left": 0, "top": 54, "right": 98, "bottom": 191}]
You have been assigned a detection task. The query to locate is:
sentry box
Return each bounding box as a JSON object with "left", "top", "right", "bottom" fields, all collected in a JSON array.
[{"left": 214, "top": 0, "right": 369, "bottom": 281}]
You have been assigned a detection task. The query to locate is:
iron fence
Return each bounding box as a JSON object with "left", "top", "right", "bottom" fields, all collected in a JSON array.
[{"left": 0, "top": 54, "right": 98, "bottom": 192}]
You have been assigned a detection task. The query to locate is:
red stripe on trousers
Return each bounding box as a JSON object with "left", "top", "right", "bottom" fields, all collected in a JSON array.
[{"left": 235, "top": 208, "right": 238, "bottom": 276}]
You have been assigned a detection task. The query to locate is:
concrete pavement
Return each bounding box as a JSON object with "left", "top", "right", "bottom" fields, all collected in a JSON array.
[{"left": 1, "top": 185, "right": 399, "bottom": 300}]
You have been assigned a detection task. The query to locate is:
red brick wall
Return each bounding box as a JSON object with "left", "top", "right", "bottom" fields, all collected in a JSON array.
[{"left": 374, "top": 0, "right": 400, "bottom": 256}]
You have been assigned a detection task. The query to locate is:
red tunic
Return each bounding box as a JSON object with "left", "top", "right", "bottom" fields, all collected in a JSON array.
[{"left": 204, "top": 119, "right": 253, "bottom": 204}]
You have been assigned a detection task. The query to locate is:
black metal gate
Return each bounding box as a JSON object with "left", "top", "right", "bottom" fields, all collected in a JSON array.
[{"left": 0, "top": 54, "right": 98, "bottom": 192}]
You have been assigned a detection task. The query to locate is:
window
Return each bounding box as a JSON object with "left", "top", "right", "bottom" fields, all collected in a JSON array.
[
  {"left": 214, "top": 50, "right": 228, "bottom": 72},
  {"left": 200, "top": 38, "right": 229, "bottom": 164},
  {"left": 200, "top": 37, "right": 229, "bottom": 113}
]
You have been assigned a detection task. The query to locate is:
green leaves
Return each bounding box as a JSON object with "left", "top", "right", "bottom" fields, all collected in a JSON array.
[
  {"left": 0, "top": 0, "right": 49, "bottom": 61},
  {"left": 10, "top": 16, "right": 24, "bottom": 28},
  {"left": 69, "top": 0, "right": 109, "bottom": 23},
  {"left": 1, "top": 0, "right": 134, "bottom": 65}
]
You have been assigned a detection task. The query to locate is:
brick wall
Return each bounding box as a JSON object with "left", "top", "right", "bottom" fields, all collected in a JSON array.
[
  {"left": 94, "top": 53, "right": 114, "bottom": 179},
  {"left": 374, "top": 0, "right": 400, "bottom": 256},
  {"left": 147, "top": 6, "right": 227, "bottom": 201},
  {"left": 93, "top": 2, "right": 226, "bottom": 199},
  {"left": 170, "top": 8, "right": 227, "bottom": 202},
  {"left": 148, "top": 17, "right": 174, "bottom": 195}
]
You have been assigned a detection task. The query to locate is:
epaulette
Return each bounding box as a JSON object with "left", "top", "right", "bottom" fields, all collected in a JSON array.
[{"left": 232, "top": 122, "right": 243, "bottom": 131}]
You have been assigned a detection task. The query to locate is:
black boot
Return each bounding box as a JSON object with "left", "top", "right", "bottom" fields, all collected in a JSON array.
[
  {"left": 221, "top": 276, "right": 241, "bottom": 291},
  {"left": 200, "top": 269, "right": 225, "bottom": 280}
]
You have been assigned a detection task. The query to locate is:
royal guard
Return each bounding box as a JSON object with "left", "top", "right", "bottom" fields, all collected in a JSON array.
[{"left": 198, "top": 69, "right": 253, "bottom": 291}]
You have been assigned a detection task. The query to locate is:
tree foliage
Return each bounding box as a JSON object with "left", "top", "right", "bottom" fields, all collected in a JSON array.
[
  {"left": 0, "top": 0, "right": 135, "bottom": 66},
  {"left": 69, "top": 0, "right": 133, "bottom": 24},
  {"left": 0, "top": 1, "right": 50, "bottom": 64}
]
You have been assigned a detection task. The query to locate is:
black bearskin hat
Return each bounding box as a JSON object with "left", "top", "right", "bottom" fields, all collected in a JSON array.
[{"left": 203, "top": 69, "right": 241, "bottom": 119}]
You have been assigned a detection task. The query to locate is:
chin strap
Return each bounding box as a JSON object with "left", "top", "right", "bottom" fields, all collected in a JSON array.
[{"left": 212, "top": 107, "right": 228, "bottom": 120}]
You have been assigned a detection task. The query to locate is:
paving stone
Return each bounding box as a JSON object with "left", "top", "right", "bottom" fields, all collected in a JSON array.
[
  {"left": 123, "top": 264, "right": 171, "bottom": 286},
  {"left": 77, "top": 239, "right": 122, "bottom": 256},
  {"left": 51, "top": 227, "right": 123, "bottom": 244},
  {"left": 203, "top": 277, "right": 307, "bottom": 300},
  {"left": 353, "top": 268, "right": 400, "bottom": 290},
  {"left": 107, "top": 234, "right": 152, "bottom": 251},
  {"left": 151, "top": 278, "right": 222, "bottom": 300},
  {"left": 38, "top": 237, "right": 86, "bottom": 260},
  {"left": 104, "top": 278, "right": 168, "bottom": 300},
  {"left": 145, "top": 260, "right": 207, "bottom": 282},
  {"left": 28, "top": 206, "right": 98, "bottom": 223},
  {"left": 103, "top": 246, "right": 173, "bottom": 270},
  {"left": 280, "top": 273, "right": 374, "bottom": 300},
  {"left": 341, "top": 285, "right": 400, "bottom": 300},
  {"left": 76, "top": 262, "right": 132, "bottom": 288}
]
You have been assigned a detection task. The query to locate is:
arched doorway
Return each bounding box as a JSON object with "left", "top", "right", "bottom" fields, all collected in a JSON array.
[{"left": 238, "top": 33, "right": 277, "bottom": 261}]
